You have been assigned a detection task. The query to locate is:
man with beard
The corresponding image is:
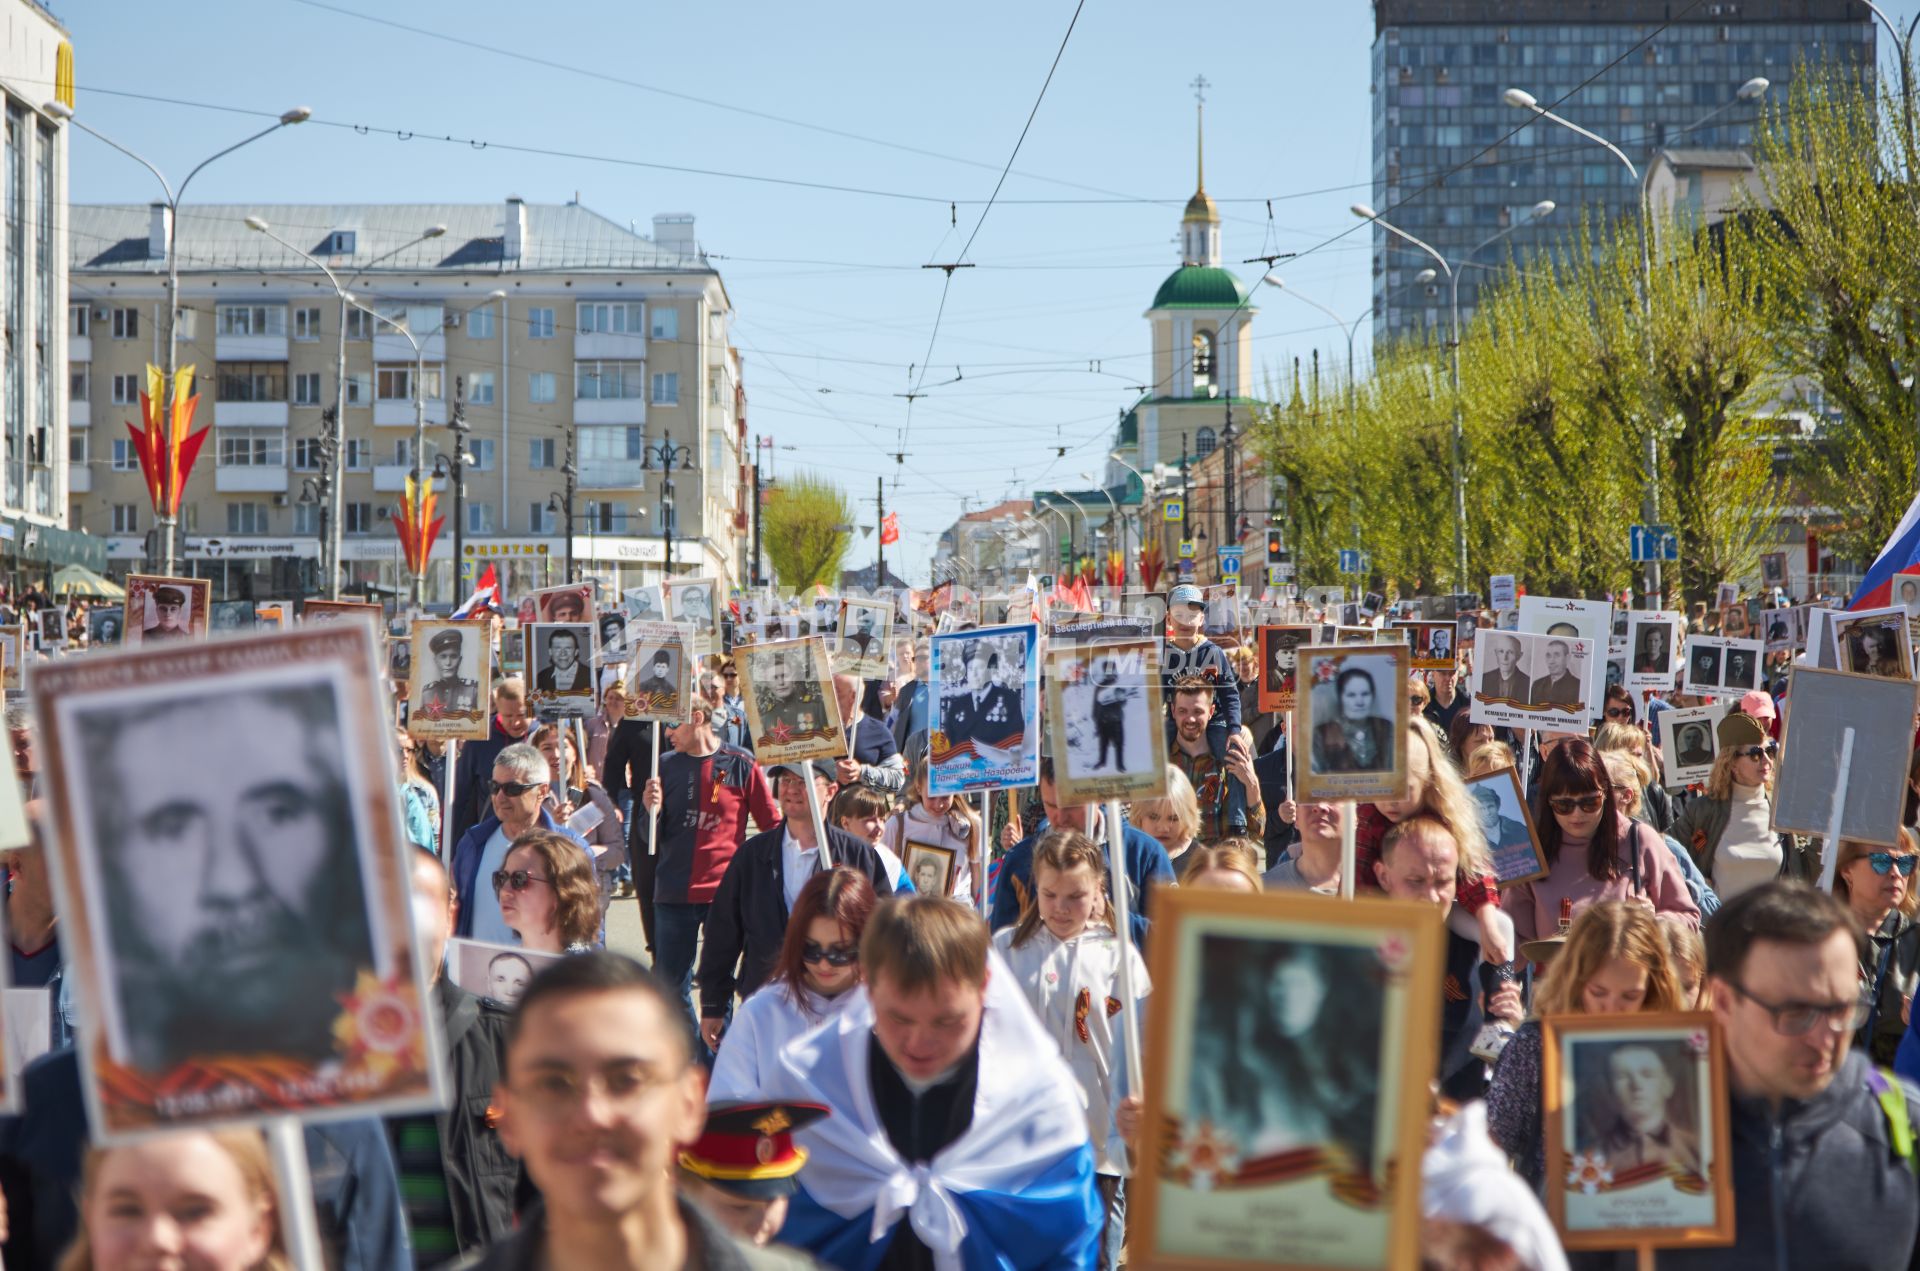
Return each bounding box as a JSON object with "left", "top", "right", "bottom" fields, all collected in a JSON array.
[{"left": 86, "top": 685, "right": 375, "bottom": 1070}]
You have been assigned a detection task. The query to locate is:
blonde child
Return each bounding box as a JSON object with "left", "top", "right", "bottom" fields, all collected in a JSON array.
[
  {"left": 993, "top": 828, "right": 1149, "bottom": 1271},
  {"left": 883, "top": 757, "right": 982, "bottom": 901}
]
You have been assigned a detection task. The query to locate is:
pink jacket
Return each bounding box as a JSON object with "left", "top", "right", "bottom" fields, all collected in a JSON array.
[{"left": 1502, "top": 812, "right": 1700, "bottom": 944}]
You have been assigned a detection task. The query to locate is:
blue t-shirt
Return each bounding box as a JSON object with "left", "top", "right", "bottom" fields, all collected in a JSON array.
[{"left": 468, "top": 825, "right": 518, "bottom": 946}]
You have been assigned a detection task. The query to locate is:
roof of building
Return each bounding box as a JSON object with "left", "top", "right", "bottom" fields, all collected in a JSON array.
[
  {"left": 1151, "top": 265, "right": 1251, "bottom": 310},
  {"left": 1654, "top": 148, "right": 1757, "bottom": 171},
  {"left": 958, "top": 498, "right": 1035, "bottom": 523},
  {"left": 1374, "top": 0, "right": 1867, "bottom": 30},
  {"left": 70, "top": 202, "right": 715, "bottom": 276},
  {"left": 1184, "top": 187, "right": 1218, "bottom": 223}
]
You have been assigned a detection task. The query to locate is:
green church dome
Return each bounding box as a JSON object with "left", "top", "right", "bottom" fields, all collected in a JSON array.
[{"left": 1151, "top": 265, "right": 1250, "bottom": 310}]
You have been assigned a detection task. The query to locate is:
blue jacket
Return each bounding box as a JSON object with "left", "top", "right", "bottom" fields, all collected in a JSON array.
[
  {"left": 988, "top": 817, "right": 1173, "bottom": 948},
  {"left": 449, "top": 807, "right": 589, "bottom": 939}
]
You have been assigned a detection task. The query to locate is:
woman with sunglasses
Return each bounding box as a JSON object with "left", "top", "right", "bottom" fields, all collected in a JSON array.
[
  {"left": 1670, "top": 712, "right": 1816, "bottom": 903},
  {"left": 1834, "top": 831, "right": 1920, "bottom": 1065},
  {"left": 492, "top": 829, "right": 601, "bottom": 954},
  {"left": 1503, "top": 739, "right": 1699, "bottom": 948},
  {"left": 708, "top": 867, "right": 877, "bottom": 1101}
]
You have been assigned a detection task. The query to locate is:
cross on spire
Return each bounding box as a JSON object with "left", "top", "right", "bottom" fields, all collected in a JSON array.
[{"left": 1191, "top": 74, "right": 1209, "bottom": 104}]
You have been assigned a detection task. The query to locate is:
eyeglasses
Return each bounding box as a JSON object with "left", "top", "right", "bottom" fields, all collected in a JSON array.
[
  {"left": 1604, "top": 707, "right": 1634, "bottom": 721},
  {"left": 801, "top": 941, "right": 859, "bottom": 967},
  {"left": 1548, "top": 792, "right": 1607, "bottom": 815},
  {"left": 489, "top": 779, "right": 542, "bottom": 797},
  {"left": 1868, "top": 853, "right": 1920, "bottom": 877},
  {"left": 1732, "top": 743, "right": 1780, "bottom": 761},
  {"left": 1409, "top": 695, "right": 1428, "bottom": 707},
  {"left": 1726, "top": 980, "right": 1869, "bottom": 1035},
  {"left": 493, "top": 869, "right": 550, "bottom": 892}
]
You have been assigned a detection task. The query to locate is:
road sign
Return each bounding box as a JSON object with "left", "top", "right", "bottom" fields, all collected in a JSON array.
[
  {"left": 1629, "top": 524, "right": 1679, "bottom": 563},
  {"left": 1177, "top": 539, "right": 1195, "bottom": 559},
  {"left": 1267, "top": 563, "right": 1293, "bottom": 586},
  {"left": 1162, "top": 498, "right": 1184, "bottom": 523},
  {"left": 1339, "top": 549, "right": 1368, "bottom": 575},
  {"left": 1218, "top": 546, "right": 1243, "bottom": 578}
]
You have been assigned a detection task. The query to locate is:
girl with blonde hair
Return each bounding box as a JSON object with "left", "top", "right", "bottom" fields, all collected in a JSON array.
[
  {"left": 1177, "top": 838, "right": 1264, "bottom": 892},
  {"left": 1592, "top": 719, "right": 1673, "bottom": 832},
  {"left": 1485, "top": 900, "right": 1686, "bottom": 1187},
  {"left": 1129, "top": 765, "right": 1201, "bottom": 871},
  {"left": 60, "top": 1129, "right": 289, "bottom": 1271},
  {"left": 883, "top": 755, "right": 984, "bottom": 901}
]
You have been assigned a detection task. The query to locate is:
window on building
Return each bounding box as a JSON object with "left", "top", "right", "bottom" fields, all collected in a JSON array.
[
  {"left": 111, "top": 308, "right": 138, "bottom": 339},
  {"left": 651, "top": 372, "right": 679, "bottom": 405},
  {"left": 217, "top": 430, "right": 285, "bottom": 468},
  {"left": 394, "top": 437, "right": 438, "bottom": 468},
  {"left": 293, "top": 372, "right": 322, "bottom": 405},
  {"left": 227, "top": 502, "right": 271, "bottom": 534},
  {"left": 344, "top": 438, "right": 372, "bottom": 470},
  {"left": 467, "top": 371, "right": 495, "bottom": 404},
  {"left": 529, "top": 503, "right": 556, "bottom": 534},
  {"left": 111, "top": 438, "right": 137, "bottom": 471},
  {"left": 529, "top": 437, "right": 556, "bottom": 469},
  {"left": 528, "top": 307, "right": 555, "bottom": 339},
  {"left": 377, "top": 365, "right": 444, "bottom": 401},
  {"left": 709, "top": 431, "right": 724, "bottom": 471},
  {"left": 217, "top": 362, "right": 288, "bottom": 403},
  {"left": 470, "top": 438, "right": 496, "bottom": 471},
  {"left": 343, "top": 372, "right": 371, "bottom": 406},
  {"left": 467, "top": 306, "right": 495, "bottom": 340},
  {"left": 67, "top": 432, "right": 86, "bottom": 466},
  {"left": 68, "top": 365, "right": 88, "bottom": 401},
  {"left": 291, "top": 503, "right": 319, "bottom": 535},
  {"left": 1192, "top": 330, "right": 1216, "bottom": 389},
  {"left": 650, "top": 307, "right": 678, "bottom": 341},
  {"left": 1195, "top": 427, "right": 1217, "bottom": 458},
  {"left": 293, "top": 307, "right": 323, "bottom": 341},
  {"left": 579, "top": 425, "right": 641, "bottom": 469},
  {"left": 112, "top": 503, "right": 138, "bottom": 533},
  {"left": 345, "top": 502, "right": 372, "bottom": 534},
  {"left": 585, "top": 501, "right": 628, "bottom": 533},
  {"left": 578, "top": 302, "right": 643, "bottom": 334},
  {"left": 217, "top": 305, "right": 288, "bottom": 337},
  {"left": 709, "top": 371, "right": 724, "bottom": 406},
  {"left": 293, "top": 437, "right": 323, "bottom": 471},
  {"left": 346, "top": 309, "right": 375, "bottom": 340},
  {"left": 68, "top": 304, "right": 87, "bottom": 337},
  {"left": 528, "top": 372, "right": 556, "bottom": 403},
  {"left": 110, "top": 374, "right": 138, "bottom": 405},
  {"left": 467, "top": 502, "right": 495, "bottom": 534},
  {"left": 575, "top": 360, "right": 646, "bottom": 400}
]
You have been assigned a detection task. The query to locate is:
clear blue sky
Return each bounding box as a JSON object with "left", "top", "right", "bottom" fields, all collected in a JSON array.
[{"left": 51, "top": 0, "right": 1917, "bottom": 581}]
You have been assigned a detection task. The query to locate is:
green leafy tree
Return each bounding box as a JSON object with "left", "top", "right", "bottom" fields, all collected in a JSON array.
[{"left": 762, "top": 471, "right": 852, "bottom": 591}]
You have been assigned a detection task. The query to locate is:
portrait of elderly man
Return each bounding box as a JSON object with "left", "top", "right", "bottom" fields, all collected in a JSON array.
[
  {"left": 1479, "top": 632, "right": 1530, "bottom": 704},
  {"left": 75, "top": 681, "right": 378, "bottom": 1071},
  {"left": 1529, "top": 639, "right": 1582, "bottom": 708}
]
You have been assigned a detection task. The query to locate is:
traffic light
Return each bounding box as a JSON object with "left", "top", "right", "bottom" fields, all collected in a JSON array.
[{"left": 1266, "top": 528, "right": 1284, "bottom": 561}]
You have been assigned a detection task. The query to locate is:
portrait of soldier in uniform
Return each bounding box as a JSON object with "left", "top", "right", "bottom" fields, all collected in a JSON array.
[{"left": 421, "top": 628, "right": 479, "bottom": 715}]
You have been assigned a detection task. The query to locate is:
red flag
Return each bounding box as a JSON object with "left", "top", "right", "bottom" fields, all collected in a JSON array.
[{"left": 880, "top": 511, "right": 900, "bottom": 546}]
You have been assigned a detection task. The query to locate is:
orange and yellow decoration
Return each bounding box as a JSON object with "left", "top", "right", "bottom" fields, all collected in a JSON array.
[
  {"left": 126, "top": 364, "right": 208, "bottom": 519},
  {"left": 393, "top": 472, "right": 446, "bottom": 578}
]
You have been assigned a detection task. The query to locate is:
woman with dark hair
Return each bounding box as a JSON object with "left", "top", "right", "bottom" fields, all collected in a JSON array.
[
  {"left": 1310, "top": 666, "right": 1394, "bottom": 774},
  {"left": 1600, "top": 684, "right": 1636, "bottom": 727},
  {"left": 1501, "top": 739, "right": 1698, "bottom": 945},
  {"left": 708, "top": 867, "right": 878, "bottom": 1101},
  {"left": 492, "top": 830, "right": 601, "bottom": 954}
]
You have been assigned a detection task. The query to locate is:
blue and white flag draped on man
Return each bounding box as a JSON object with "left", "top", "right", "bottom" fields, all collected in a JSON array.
[
  {"left": 771, "top": 952, "right": 1102, "bottom": 1270},
  {"left": 1848, "top": 484, "right": 1920, "bottom": 610}
]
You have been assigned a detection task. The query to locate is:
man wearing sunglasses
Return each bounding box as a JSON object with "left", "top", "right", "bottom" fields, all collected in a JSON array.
[
  {"left": 450, "top": 742, "right": 587, "bottom": 944},
  {"left": 1695, "top": 883, "right": 1920, "bottom": 1270}
]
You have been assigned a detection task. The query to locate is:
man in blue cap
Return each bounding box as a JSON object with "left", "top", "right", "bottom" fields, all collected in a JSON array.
[{"left": 1161, "top": 582, "right": 1243, "bottom": 826}]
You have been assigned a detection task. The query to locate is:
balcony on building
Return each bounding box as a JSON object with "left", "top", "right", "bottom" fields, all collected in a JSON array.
[
  {"left": 68, "top": 333, "right": 90, "bottom": 363},
  {"left": 373, "top": 464, "right": 446, "bottom": 493},
  {"left": 374, "top": 305, "right": 447, "bottom": 365},
  {"left": 573, "top": 397, "right": 647, "bottom": 426},
  {"left": 68, "top": 466, "right": 90, "bottom": 493},
  {"left": 574, "top": 300, "right": 648, "bottom": 361},
  {"left": 374, "top": 399, "right": 448, "bottom": 428},
  {"left": 69, "top": 399, "right": 88, "bottom": 429},
  {"left": 578, "top": 456, "right": 648, "bottom": 488},
  {"left": 215, "top": 304, "right": 290, "bottom": 362},
  {"left": 215, "top": 465, "right": 290, "bottom": 494},
  {"left": 213, "top": 363, "right": 290, "bottom": 428}
]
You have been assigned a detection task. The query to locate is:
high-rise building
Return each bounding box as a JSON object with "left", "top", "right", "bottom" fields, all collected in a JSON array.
[
  {"left": 69, "top": 199, "right": 750, "bottom": 601},
  {"left": 1369, "top": 0, "right": 1874, "bottom": 344}
]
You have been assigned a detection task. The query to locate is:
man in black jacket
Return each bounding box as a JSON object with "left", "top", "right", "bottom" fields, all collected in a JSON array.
[
  {"left": 387, "top": 849, "right": 519, "bottom": 1266},
  {"left": 698, "top": 760, "right": 893, "bottom": 1052},
  {"left": 449, "top": 678, "right": 532, "bottom": 850},
  {"left": 601, "top": 707, "right": 663, "bottom": 952}
]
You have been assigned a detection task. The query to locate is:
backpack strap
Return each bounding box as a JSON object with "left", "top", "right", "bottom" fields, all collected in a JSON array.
[{"left": 1867, "top": 1065, "right": 1916, "bottom": 1172}]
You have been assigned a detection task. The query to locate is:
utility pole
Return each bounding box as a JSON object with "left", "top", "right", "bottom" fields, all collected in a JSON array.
[
  {"left": 441, "top": 377, "right": 471, "bottom": 597},
  {"left": 546, "top": 433, "right": 577, "bottom": 584},
  {"left": 1179, "top": 431, "right": 1191, "bottom": 578},
  {"left": 875, "top": 475, "right": 885, "bottom": 589},
  {"left": 752, "top": 434, "right": 766, "bottom": 587},
  {"left": 1222, "top": 400, "right": 1238, "bottom": 556}
]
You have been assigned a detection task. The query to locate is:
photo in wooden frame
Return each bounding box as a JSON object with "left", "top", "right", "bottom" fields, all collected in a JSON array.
[{"left": 1296, "top": 643, "right": 1410, "bottom": 804}]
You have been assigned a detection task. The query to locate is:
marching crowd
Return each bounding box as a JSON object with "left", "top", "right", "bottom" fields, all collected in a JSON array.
[{"left": 0, "top": 579, "right": 1918, "bottom": 1271}]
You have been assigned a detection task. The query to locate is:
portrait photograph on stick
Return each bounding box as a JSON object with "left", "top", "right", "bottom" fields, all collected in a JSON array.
[
  {"left": 622, "top": 620, "right": 693, "bottom": 722},
  {"left": 1464, "top": 766, "right": 1547, "bottom": 886},
  {"left": 1255, "top": 624, "right": 1313, "bottom": 714},
  {"left": 0, "top": 624, "right": 18, "bottom": 690},
  {"left": 1831, "top": 606, "right": 1913, "bottom": 680},
  {"left": 1681, "top": 635, "right": 1764, "bottom": 698},
  {"left": 1543, "top": 1012, "right": 1734, "bottom": 1251},
  {"left": 35, "top": 605, "right": 64, "bottom": 651},
  {"left": 86, "top": 608, "right": 122, "bottom": 649},
  {"left": 1625, "top": 611, "right": 1680, "bottom": 692},
  {"left": 1656, "top": 701, "right": 1729, "bottom": 789},
  {"left": 1130, "top": 888, "right": 1442, "bottom": 1271},
  {"left": 596, "top": 608, "right": 632, "bottom": 665},
  {"left": 1468, "top": 629, "right": 1597, "bottom": 731},
  {"left": 1298, "top": 643, "right": 1410, "bottom": 803},
  {"left": 524, "top": 582, "right": 592, "bottom": 626},
  {"left": 834, "top": 598, "right": 893, "bottom": 680},
  {"left": 32, "top": 625, "right": 444, "bottom": 1139},
  {"left": 300, "top": 598, "right": 383, "bottom": 626},
  {"left": 444, "top": 937, "right": 563, "bottom": 1010},
  {"left": 1772, "top": 665, "right": 1919, "bottom": 846},
  {"left": 1519, "top": 594, "right": 1613, "bottom": 709},
  {"left": 902, "top": 841, "right": 959, "bottom": 898},
  {"left": 526, "top": 621, "right": 597, "bottom": 718},
  {"left": 929, "top": 623, "right": 1040, "bottom": 796},
  {"left": 122, "top": 574, "right": 209, "bottom": 647},
  {"left": 668, "top": 575, "right": 719, "bottom": 640},
  {"left": 407, "top": 620, "right": 492, "bottom": 741},
  {"left": 1044, "top": 637, "right": 1166, "bottom": 806},
  {"left": 737, "top": 636, "right": 843, "bottom": 764},
  {"left": 1392, "top": 619, "right": 1456, "bottom": 672}
]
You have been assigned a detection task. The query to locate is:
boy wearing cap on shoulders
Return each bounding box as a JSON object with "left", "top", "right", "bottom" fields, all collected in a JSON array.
[
  {"left": 1162, "top": 583, "right": 1243, "bottom": 830},
  {"left": 677, "top": 1101, "right": 829, "bottom": 1248}
]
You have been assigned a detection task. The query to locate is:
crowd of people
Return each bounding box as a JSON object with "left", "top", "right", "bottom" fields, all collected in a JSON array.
[{"left": 0, "top": 579, "right": 1918, "bottom": 1271}]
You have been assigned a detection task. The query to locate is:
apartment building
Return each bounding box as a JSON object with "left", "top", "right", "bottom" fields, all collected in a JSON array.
[{"left": 69, "top": 198, "right": 749, "bottom": 601}]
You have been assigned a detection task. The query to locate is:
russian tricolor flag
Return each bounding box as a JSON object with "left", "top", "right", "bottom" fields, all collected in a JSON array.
[{"left": 1849, "top": 486, "right": 1920, "bottom": 610}]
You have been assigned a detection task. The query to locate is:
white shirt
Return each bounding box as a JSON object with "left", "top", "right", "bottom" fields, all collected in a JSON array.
[
  {"left": 782, "top": 826, "right": 822, "bottom": 914},
  {"left": 1712, "top": 782, "right": 1781, "bottom": 903},
  {"left": 885, "top": 804, "right": 976, "bottom": 902},
  {"left": 709, "top": 981, "right": 859, "bottom": 1103},
  {"left": 469, "top": 825, "right": 518, "bottom": 946}
]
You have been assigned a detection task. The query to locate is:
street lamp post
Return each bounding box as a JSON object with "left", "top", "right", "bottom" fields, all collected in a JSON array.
[
  {"left": 1078, "top": 471, "right": 1121, "bottom": 582},
  {"left": 1052, "top": 489, "right": 1090, "bottom": 577},
  {"left": 1861, "top": 3, "right": 1920, "bottom": 180},
  {"left": 46, "top": 99, "right": 310, "bottom": 576},
  {"left": 436, "top": 378, "right": 472, "bottom": 598},
  {"left": 1350, "top": 200, "right": 1555, "bottom": 590},
  {"left": 546, "top": 434, "right": 577, "bottom": 584},
  {"left": 641, "top": 432, "right": 695, "bottom": 585},
  {"left": 1504, "top": 79, "right": 1766, "bottom": 608},
  {"left": 241, "top": 216, "right": 449, "bottom": 597}
]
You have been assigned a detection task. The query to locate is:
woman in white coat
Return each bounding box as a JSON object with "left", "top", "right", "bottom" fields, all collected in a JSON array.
[{"left": 708, "top": 867, "right": 880, "bottom": 1101}]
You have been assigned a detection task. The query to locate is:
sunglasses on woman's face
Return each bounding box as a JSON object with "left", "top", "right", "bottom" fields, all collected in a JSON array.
[
  {"left": 1604, "top": 706, "right": 1634, "bottom": 721},
  {"left": 1869, "top": 853, "right": 1919, "bottom": 877},
  {"left": 1549, "top": 792, "right": 1607, "bottom": 815},
  {"left": 801, "top": 941, "right": 858, "bottom": 967},
  {"left": 1733, "top": 743, "right": 1780, "bottom": 762},
  {"left": 492, "top": 869, "right": 550, "bottom": 892},
  {"left": 490, "top": 779, "right": 541, "bottom": 797}
]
